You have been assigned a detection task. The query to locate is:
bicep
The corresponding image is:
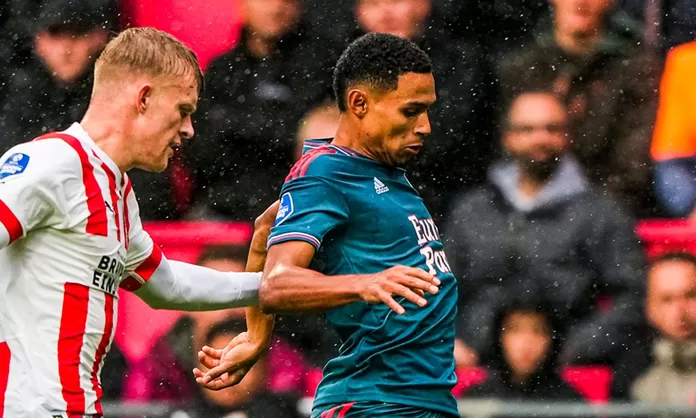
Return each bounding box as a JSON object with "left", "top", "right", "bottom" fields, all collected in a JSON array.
[{"left": 265, "top": 240, "right": 316, "bottom": 273}]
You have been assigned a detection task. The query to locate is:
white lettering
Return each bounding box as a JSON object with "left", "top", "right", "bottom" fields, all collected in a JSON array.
[
  {"left": 420, "top": 246, "right": 436, "bottom": 275},
  {"left": 408, "top": 215, "right": 428, "bottom": 245}
]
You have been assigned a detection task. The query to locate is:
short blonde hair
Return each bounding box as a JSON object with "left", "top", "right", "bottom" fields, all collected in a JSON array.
[{"left": 94, "top": 27, "right": 203, "bottom": 90}]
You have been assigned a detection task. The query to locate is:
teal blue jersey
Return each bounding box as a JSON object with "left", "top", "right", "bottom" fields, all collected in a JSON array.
[{"left": 267, "top": 139, "right": 458, "bottom": 417}]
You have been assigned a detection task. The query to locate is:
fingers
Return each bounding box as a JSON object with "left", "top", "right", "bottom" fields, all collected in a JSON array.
[
  {"left": 394, "top": 273, "right": 440, "bottom": 295},
  {"left": 384, "top": 281, "right": 427, "bottom": 307},
  {"left": 378, "top": 291, "right": 406, "bottom": 315},
  {"left": 198, "top": 351, "right": 219, "bottom": 370},
  {"left": 399, "top": 266, "right": 441, "bottom": 286},
  {"left": 202, "top": 345, "right": 223, "bottom": 358},
  {"left": 197, "top": 367, "right": 249, "bottom": 390}
]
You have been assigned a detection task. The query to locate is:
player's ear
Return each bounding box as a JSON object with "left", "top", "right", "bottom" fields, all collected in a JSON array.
[
  {"left": 347, "top": 88, "right": 368, "bottom": 118},
  {"left": 136, "top": 84, "right": 153, "bottom": 114}
]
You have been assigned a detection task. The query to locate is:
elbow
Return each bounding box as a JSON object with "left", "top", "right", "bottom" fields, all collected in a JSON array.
[{"left": 258, "top": 279, "right": 283, "bottom": 314}]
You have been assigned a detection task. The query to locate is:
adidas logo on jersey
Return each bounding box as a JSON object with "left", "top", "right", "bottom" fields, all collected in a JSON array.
[{"left": 374, "top": 177, "right": 389, "bottom": 194}]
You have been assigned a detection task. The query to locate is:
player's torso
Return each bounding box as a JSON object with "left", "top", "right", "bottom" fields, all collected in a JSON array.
[
  {"left": 0, "top": 133, "right": 129, "bottom": 415},
  {"left": 310, "top": 152, "right": 458, "bottom": 414}
]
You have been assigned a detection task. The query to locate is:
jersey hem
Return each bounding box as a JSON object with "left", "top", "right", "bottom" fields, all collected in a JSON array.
[{"left": 313, "top": 392, "right": 459, "bottom": 417}]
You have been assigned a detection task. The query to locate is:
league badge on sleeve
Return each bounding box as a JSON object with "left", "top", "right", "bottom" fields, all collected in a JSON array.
[
  {"left": 275, "top": 192, "right": 294, "bottom": 226},
  {"left": 0, "top": 153, "right": 30, "bottom": 180}
]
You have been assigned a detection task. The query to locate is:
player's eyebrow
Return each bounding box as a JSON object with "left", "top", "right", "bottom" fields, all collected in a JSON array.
[
  {"left": 179, "top": 103, "right": 197, "bottom": 114},
  {"left": 402, "top": 101, "right": 433, "bottom": 111}
]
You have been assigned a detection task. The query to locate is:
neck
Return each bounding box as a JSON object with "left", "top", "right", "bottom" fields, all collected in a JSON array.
[
  {"left": 554, "top": 27, "right": 603, "bottom": 55},
  {"left": 246, "top": 30, "right": 277, "bottom": 58},
  {"left": 510, "top": 371, "right": 530, "bottom": 385},
  {"left": 518, "top": 170, "right": 546, "bottom": 198},
  {"left": 332, "top": 117, "right": 381, "bottom": 162},
  {"left": 80, "top": 104, "right": 133, "bottom": 173}
]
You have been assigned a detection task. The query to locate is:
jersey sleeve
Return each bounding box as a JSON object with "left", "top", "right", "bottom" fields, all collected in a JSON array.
[
  {"left": 267, "top": 175, "right": 349, "bottom": 250},
  {"left": 0, "top": 140, "right": 77, "bottom": 248},
  {"left": 121, "top": 181, "right": 164, "bottom": 291}
]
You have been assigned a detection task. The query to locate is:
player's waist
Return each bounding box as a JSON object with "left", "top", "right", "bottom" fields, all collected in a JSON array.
[{"left": 313, "top": 385, "right": 459, "bottom": 416}]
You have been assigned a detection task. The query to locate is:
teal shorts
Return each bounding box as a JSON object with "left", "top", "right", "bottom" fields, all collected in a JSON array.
[{"left": 312, "top": 401, "right": 453, "bottom": 418}]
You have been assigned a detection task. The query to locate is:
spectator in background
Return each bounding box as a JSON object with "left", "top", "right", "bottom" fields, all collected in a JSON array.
[
  {"left": 124, "top": 245, "right": 308, "bottom": 402},
  {"left": 0, "top": 0, "right": 113, "bottom": 151},
  {"left": 466, "top": 295, "right": 585, "bottom": 404},
  {"left": 651, "top": 42, "right": 696, "bottom": 219},
  {"left": 187, "top": 0, "right": 338, "bottom": 221},
  {"left": 433, "top": 0, "right": 550, "bottom": 59},
  {"left": 631, "top": 252, "right": 696, "bottom": 405},
  {"left": 619, "top": 0, "right": 696, "bottom": 53},
  {"left": 169, "top": 318, "right": 301, "bottom": 418},
  {"left": 351, "top": 0, "right": 497, "bottom": 221},
  {"left": 497, "top": 0, "right": 660, "bottom": 218},
  {"left": 444, "top": 91, "right": 646, "bottom": 386},
  {"left": 294, "top": 101, "right": 340, "bottom": 161}
]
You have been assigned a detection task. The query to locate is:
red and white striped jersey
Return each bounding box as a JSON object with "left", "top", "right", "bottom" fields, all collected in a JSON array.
[{"left": 0, "top": 123, "right": 162, "bottom": 417}]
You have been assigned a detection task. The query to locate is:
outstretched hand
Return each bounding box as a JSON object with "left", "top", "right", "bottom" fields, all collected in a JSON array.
[{"left": 193, "top": 332, "right": 265, "bottom": 390}]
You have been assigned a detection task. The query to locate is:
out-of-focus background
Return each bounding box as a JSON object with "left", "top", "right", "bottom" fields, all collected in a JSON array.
[{"left": 1, "top": 0, "right": 695, "bottom": 416}]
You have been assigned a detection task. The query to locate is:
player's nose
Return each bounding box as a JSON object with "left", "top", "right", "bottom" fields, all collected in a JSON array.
[
  {"left": 414, "top": 112, "right": 432, "bottom": 136},
  {"left": 180, "top": 115, "right": 195, "bottom": 140}
]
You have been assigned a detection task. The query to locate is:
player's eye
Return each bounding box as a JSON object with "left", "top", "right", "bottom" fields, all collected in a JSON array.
[{"left": 402, "top": 109, "right": 420, "bottom": 117}]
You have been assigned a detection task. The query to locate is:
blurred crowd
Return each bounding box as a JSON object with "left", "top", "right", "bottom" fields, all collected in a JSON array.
[{"left": 0, "top": 0, "right": 695, "bottom": 415}]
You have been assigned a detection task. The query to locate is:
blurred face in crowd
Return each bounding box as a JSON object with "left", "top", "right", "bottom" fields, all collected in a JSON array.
[
  {"left": 647, "top": 259, "right": 696, "bottom": 341},
  {"left": 131, "top": 73, "right": 198, "bottom": 173},
  {"left": 356, "top": 0, "right": 431, "bottom": 40},
  {"left": 550, "top": 0, "right": 614, "bottom": 35},
  {"left": 244, "top": 0, "right": 301, "bottom": 41},
  {"left": 34, "top": 26, "right": 108, "bottom": 85},
  {"left": 501, "top": 310, "right": 552, "bottom": 382},
  {"left": 354, "top": 72, "right": 436, "bottom": 166},
  {"left": 504, "top": 93, "right": 568, "bottom": 180},
  {"left": 201, "top": 332, "right": 267, "bottom": 409}
]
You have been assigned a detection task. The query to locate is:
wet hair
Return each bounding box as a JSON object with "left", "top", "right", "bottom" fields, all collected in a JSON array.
[
  {"left": 650, "top": 251, "right": 696, "bottom": 269},
  {"left": 196, "top": 244, "right": 250, "bottom": 266},
  {"left": 333, "top": 32, "right": 432, "bottom": 112},
  {"left": 94, "top": 27, "right": 204, "bottom": 92}
]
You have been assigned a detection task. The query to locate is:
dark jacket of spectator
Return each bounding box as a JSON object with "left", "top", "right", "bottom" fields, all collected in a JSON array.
[
  {"left": 0, "top": 60, "right": 91, "bottom": 148},
  {"left": 444, "top": 156, "right": 647, "bottom": 366},
  {"left": 619, "top": 0, "right": 696, "bottom": 53},
  {"left": 466, "top": 298, "right": 585, "bottom": 404},
  {"left": 187, "top": 24, "right": 337, "bottom": 221},
  {"left": 350, "top": 14, "right": 497, "bottom": 221},
  {"left": 497, "top": 14, "right": 660, "bottom": 217},
  {"left": 434, "top": 0, "right": 549, "bottom": 59}
]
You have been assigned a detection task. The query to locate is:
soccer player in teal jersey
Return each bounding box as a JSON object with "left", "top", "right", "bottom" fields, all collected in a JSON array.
[
  {"left": 258, "top": 33, "right": 459, "bottom": 418},
  {"left": 197, "top": 33, "right": 455, "bottom": 416}
]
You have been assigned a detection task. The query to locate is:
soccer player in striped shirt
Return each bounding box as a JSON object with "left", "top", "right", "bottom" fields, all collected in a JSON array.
[{"left": 0, "top": 28, "right": 274, "bottom": 418}]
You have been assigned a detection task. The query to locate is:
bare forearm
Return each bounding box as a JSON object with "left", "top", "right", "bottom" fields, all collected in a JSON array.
[
  {"left": 259, "top": 265, "right": 363, "bottom": 313},
  {"left": 244, "top": 236, "right": 274, "bottom": 347}
]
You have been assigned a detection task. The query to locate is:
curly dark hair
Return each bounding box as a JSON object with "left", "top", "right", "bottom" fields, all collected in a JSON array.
[{"left": 333, "top": 32, "right": 433, "bottom": 112}]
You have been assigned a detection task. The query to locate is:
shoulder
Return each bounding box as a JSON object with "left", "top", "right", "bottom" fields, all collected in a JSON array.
[
  {"left": 285, "top": 147, "right": 351, "bottom": 183},
  {"left": 450, "top": 185, "right": 500, "bottom": 214},
  {"left": 0, "top": 138, "right": 81, "bottom": 182}
]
